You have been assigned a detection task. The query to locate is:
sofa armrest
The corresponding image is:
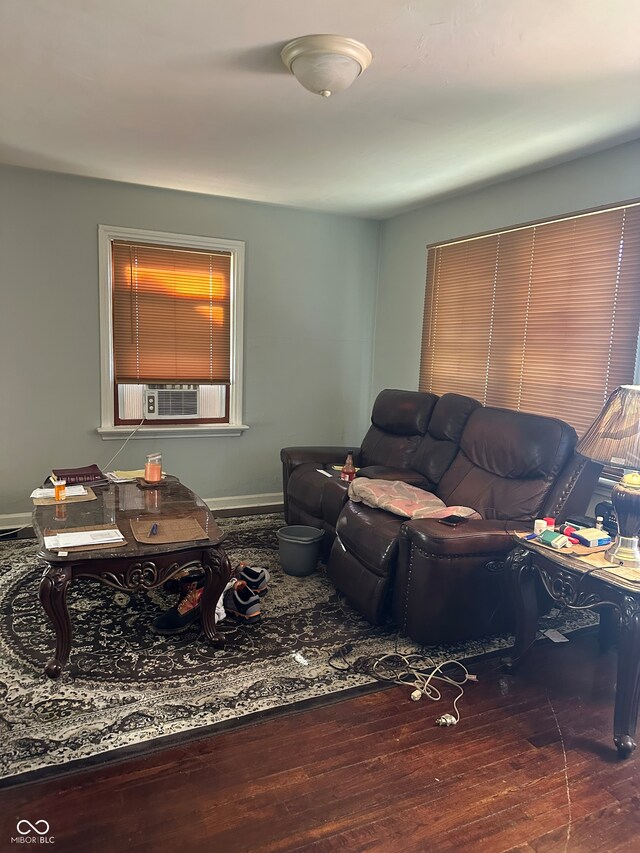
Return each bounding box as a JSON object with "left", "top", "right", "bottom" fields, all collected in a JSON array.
[
  {"left": 280, "top": 446, "right": 356, "bottom": 469},
  {"left": 280, "top": 446, "right": 357, "bottom": 522},
  {"left": 400, "top": 518, "right": 518, "bottom": 557},
  {"left": 393, "top": 518, "right": 524, "bottom": 645}
]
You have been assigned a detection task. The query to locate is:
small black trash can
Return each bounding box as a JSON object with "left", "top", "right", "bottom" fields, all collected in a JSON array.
[{"left": 277, "top": 525, "right": 324, "bottom": 576}]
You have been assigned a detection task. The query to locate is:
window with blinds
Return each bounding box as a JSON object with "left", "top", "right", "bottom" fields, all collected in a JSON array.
[
  {"left": 99, "top": 226, "right": 245, "bottom": 430},
  {"left": 419, "top": 202, "right": 640, "bottom": 440},
  {"left": 112, "top": 241, "right": 231, "bottom": 387}
]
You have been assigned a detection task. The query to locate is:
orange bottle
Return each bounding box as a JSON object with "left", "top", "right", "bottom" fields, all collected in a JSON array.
[
  {"left": 340, "top": 451, "right": 356, "bottom": 483},
  {"left": 144, "top": 452, "right": 162, "bottom": 483}
]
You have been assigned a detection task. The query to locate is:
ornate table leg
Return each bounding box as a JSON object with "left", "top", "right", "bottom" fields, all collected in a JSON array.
[
  {"left": 613, "top": 596, "right": 640, "bottom": 758},
  {"left": 503, "top": 546, "right": 538, "bottom": 673},
  {"left": 598, "top": 606, "right": 619, "bottom": 652},
  {"left": 200, "top": 546, "right": 232, "bottom": 649},
  {"left": 39, "top": 565, "right": 73, "bottom": 679}
]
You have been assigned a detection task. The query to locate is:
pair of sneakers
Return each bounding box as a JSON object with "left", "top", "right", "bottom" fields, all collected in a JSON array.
[
  {"left": 224, "top": 563, "right": 270, "bottom": 625},
  {"left": 151, "top": 564, "right": 270, "bottom": 635}
]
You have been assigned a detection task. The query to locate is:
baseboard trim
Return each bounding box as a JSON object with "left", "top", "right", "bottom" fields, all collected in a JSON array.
[
  {"left": 205, "top": 492, "right": 283, "bottom": 512},
  {"left": 0, "top": 494, "right": 284, "bottom": 534},
  {"left": 0, "top": 513, "right": 32, "bottom": 535}
]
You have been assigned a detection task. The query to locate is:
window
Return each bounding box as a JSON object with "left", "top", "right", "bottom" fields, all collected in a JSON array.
[
  {"left": 98, "top": 226, "right": 247, "bottom": 438},
  {"left": 419, "top": 201, "right": 640, "bottom": 438}
]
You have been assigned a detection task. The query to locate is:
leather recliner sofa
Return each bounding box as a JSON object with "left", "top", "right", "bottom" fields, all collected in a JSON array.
[
  {"left": 281, "top": 389, "right": 601, "bottom": 645},
  {"left": 281, "top": 389, "right": 479, "bottom": 559}
]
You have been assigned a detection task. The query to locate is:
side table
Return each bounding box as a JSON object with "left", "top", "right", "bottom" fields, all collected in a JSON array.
[{"left": 504, "top": 536, "right": 640, "bottom": 758}]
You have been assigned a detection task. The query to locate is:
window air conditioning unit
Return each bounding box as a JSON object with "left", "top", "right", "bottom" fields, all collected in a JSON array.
[{"left": 144, "top": 384, "right": 200, "bottom": 419}]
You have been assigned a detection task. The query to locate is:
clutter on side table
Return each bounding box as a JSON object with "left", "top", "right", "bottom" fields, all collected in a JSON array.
[{"left": 518, "top": 516, "right": 612, "bottom": 554}]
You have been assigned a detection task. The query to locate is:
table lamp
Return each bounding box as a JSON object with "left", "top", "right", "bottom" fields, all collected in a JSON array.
[{"left": 577, "top": 385, "right": 640, "bottom": 568}]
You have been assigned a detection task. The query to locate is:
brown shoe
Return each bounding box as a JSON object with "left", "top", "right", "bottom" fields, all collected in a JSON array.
[{"left": 151, "top": 581, "right": 203, "bottom": 635}]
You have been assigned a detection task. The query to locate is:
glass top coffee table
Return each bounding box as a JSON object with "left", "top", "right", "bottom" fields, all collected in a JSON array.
[{"left": 33, "top": 477, "right": 231, "bottom": 679}]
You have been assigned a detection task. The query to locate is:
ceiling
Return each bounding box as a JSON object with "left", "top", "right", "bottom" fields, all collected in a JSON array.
[{"left": 1, "top": 0, "right": 639, "bottom": 219}]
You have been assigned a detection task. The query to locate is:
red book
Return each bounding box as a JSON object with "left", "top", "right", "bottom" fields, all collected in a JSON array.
[{"left": 51, "top": 464, "right": 106, "bottom": 485}]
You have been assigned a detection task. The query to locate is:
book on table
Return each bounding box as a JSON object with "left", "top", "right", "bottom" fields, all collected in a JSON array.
[{"left": 50, "top": 464, "right": 107, "bottom": 485}]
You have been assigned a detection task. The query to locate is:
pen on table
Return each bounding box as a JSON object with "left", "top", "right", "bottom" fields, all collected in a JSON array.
[{"left": 149, "top": 523, "right": 158, "bottom": 536}]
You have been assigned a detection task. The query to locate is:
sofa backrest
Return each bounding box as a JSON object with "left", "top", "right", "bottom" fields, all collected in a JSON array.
[
  {"left": 410, "top": 393, "right": 481, "bottom": 489},
  {"left": 359, "top": 389, "right": 438, "bottom": 469},
  {"left": 435, "top": 406, "right": 578, "bottom": 520}
]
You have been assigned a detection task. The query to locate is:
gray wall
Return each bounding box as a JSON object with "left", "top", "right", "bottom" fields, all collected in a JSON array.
[
  {"left": 0, "top": 166, "right": 380, "bottom": 515},
  {"left": 4, "top": 139, "right": 639, "bottom": 518},
  {"left": 373, "top": 138, "right": 640, "bottom": 394}
]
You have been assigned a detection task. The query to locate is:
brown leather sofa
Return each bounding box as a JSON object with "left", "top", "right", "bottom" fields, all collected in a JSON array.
[
  {"left": 281, "top": 389, "right": 479, "bottom": 558},
  {"left": 281, "top": 389, "right": 601, "bottom": 645}
]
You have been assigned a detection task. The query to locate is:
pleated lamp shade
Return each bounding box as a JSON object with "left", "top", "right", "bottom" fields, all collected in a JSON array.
[
  {"left": 578, "top": 385, "right": 640, "bottom": 570},
  {"left": 577, "top": 385, "right": 640, "bottom": 469}
]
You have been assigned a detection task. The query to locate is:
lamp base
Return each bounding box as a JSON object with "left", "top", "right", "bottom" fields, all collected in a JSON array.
[{"left": 604, "top": 535, "right": 640, "bottom": 568}]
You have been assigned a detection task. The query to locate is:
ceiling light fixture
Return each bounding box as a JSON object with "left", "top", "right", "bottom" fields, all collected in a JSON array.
[{"left": 281, "top": 34, "right": 372, "bottom": 98}]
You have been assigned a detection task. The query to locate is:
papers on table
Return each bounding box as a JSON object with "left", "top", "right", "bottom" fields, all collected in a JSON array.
[
  {"left": 107, "top": 470, "right": 166, "bottom": 483},
  {"left": 31, "top": 486, "right": 88, "bottom": 499},
  {"left": 43, "top": 528, "right": 125, "bottom": 550},
  {"left": 107, "top": 469, "right": 146, "bottom": 483}
]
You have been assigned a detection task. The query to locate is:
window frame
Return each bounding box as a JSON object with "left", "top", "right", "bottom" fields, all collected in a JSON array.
[{"left": 97, "top": 224, "right": 248, "bottom": 439}]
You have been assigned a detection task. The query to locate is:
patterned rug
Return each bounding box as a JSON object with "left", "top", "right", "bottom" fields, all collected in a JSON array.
[{"left": 0, "top": 513, "right": 596, "bottom": 785}]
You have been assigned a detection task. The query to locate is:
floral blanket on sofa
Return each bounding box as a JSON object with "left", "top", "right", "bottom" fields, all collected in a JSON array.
[{"left": 348, "top": 478, "right": 480, "bottom": 520}]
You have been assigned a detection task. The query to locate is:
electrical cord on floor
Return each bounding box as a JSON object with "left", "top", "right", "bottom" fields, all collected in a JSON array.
[
  {"left": 0, "top": 524, "right": 31, "bottom": 539},
  {"left": 328, "top": 642, "right": 381, "bottom": 676},
  {"left": 329, "top": 644, "right": 476, "bottom": 726},
  {"left": 372, "top": 653, "right": 477, "bottom": 725}
]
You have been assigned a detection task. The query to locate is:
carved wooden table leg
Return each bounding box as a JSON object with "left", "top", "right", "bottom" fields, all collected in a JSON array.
[
  {"left": 39, "top": 565, "right": 73, "bottom": 679},
  {"left": 598, "top": 606, "right": 620, "bottom": 652},
  {"left": 200, "top": 546, "right": 232, "bottom": 649},
  {"left": 503, "top": 546, "right": 539, "bottom": 673},
  {"left": 613, "top": 597, "right": 640, "bottom": 758}
]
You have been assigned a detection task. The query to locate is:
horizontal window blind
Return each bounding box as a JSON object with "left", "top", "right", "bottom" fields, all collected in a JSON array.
[
  {"left": 419, "top": 203, "right": 640, "bottom": 439},
  {"left": 112, "top": 241, "right": 232, "bottom": 384}
]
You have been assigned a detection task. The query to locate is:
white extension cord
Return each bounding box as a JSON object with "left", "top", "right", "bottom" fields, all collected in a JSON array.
[{"left": 372, "top": 653, "right": 477, "bottom": 727}]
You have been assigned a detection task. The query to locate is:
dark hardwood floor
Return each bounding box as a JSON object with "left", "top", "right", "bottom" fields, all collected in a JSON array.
[{"left": 2, "top": 630, "right": 639, "bottom": 853}]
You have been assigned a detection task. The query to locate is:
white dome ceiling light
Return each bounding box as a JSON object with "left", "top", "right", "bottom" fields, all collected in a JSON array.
[{"left": 280, "top": 34, "right": 373, "bottom": 98}]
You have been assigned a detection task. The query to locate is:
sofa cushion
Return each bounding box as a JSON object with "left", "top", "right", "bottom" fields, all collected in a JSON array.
[
  {"left": 411, "top": 393, "right": 481, "bottom": 488},
  {"left": 370, "top": 389, "right": 438, "bottom": 436},
  {"left": 359, "top": 390, "right": 438, "bottom": 469},
  {"left": 349, "top": 478, "right": 446, "bottom": 517},
  {"left": 356, "top": 465, "right": 432, "bottom": 489},
  {"left": 436, "top": 407, "right": 577, "bottom": 520}
]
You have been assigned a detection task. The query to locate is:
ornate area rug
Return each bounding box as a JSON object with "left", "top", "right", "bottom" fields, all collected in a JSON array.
[{"left": 0, "top": 513, "right": 596, "bottom": 785}]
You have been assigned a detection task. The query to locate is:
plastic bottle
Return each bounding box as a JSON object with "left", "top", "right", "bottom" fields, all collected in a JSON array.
[
  {"left": 340, "top": 451, "right": 356, "bottom": 483},
  {"left": 596, "top": 516, "right": 604, "bottom": 530},
  {"left": 53, "top": 478, "right": 67, "bottom": 502}
]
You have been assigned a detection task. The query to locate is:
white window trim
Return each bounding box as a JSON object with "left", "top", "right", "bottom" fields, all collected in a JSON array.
[{"left": 97, "top": 224, "right": 248, "bottom": 439}]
